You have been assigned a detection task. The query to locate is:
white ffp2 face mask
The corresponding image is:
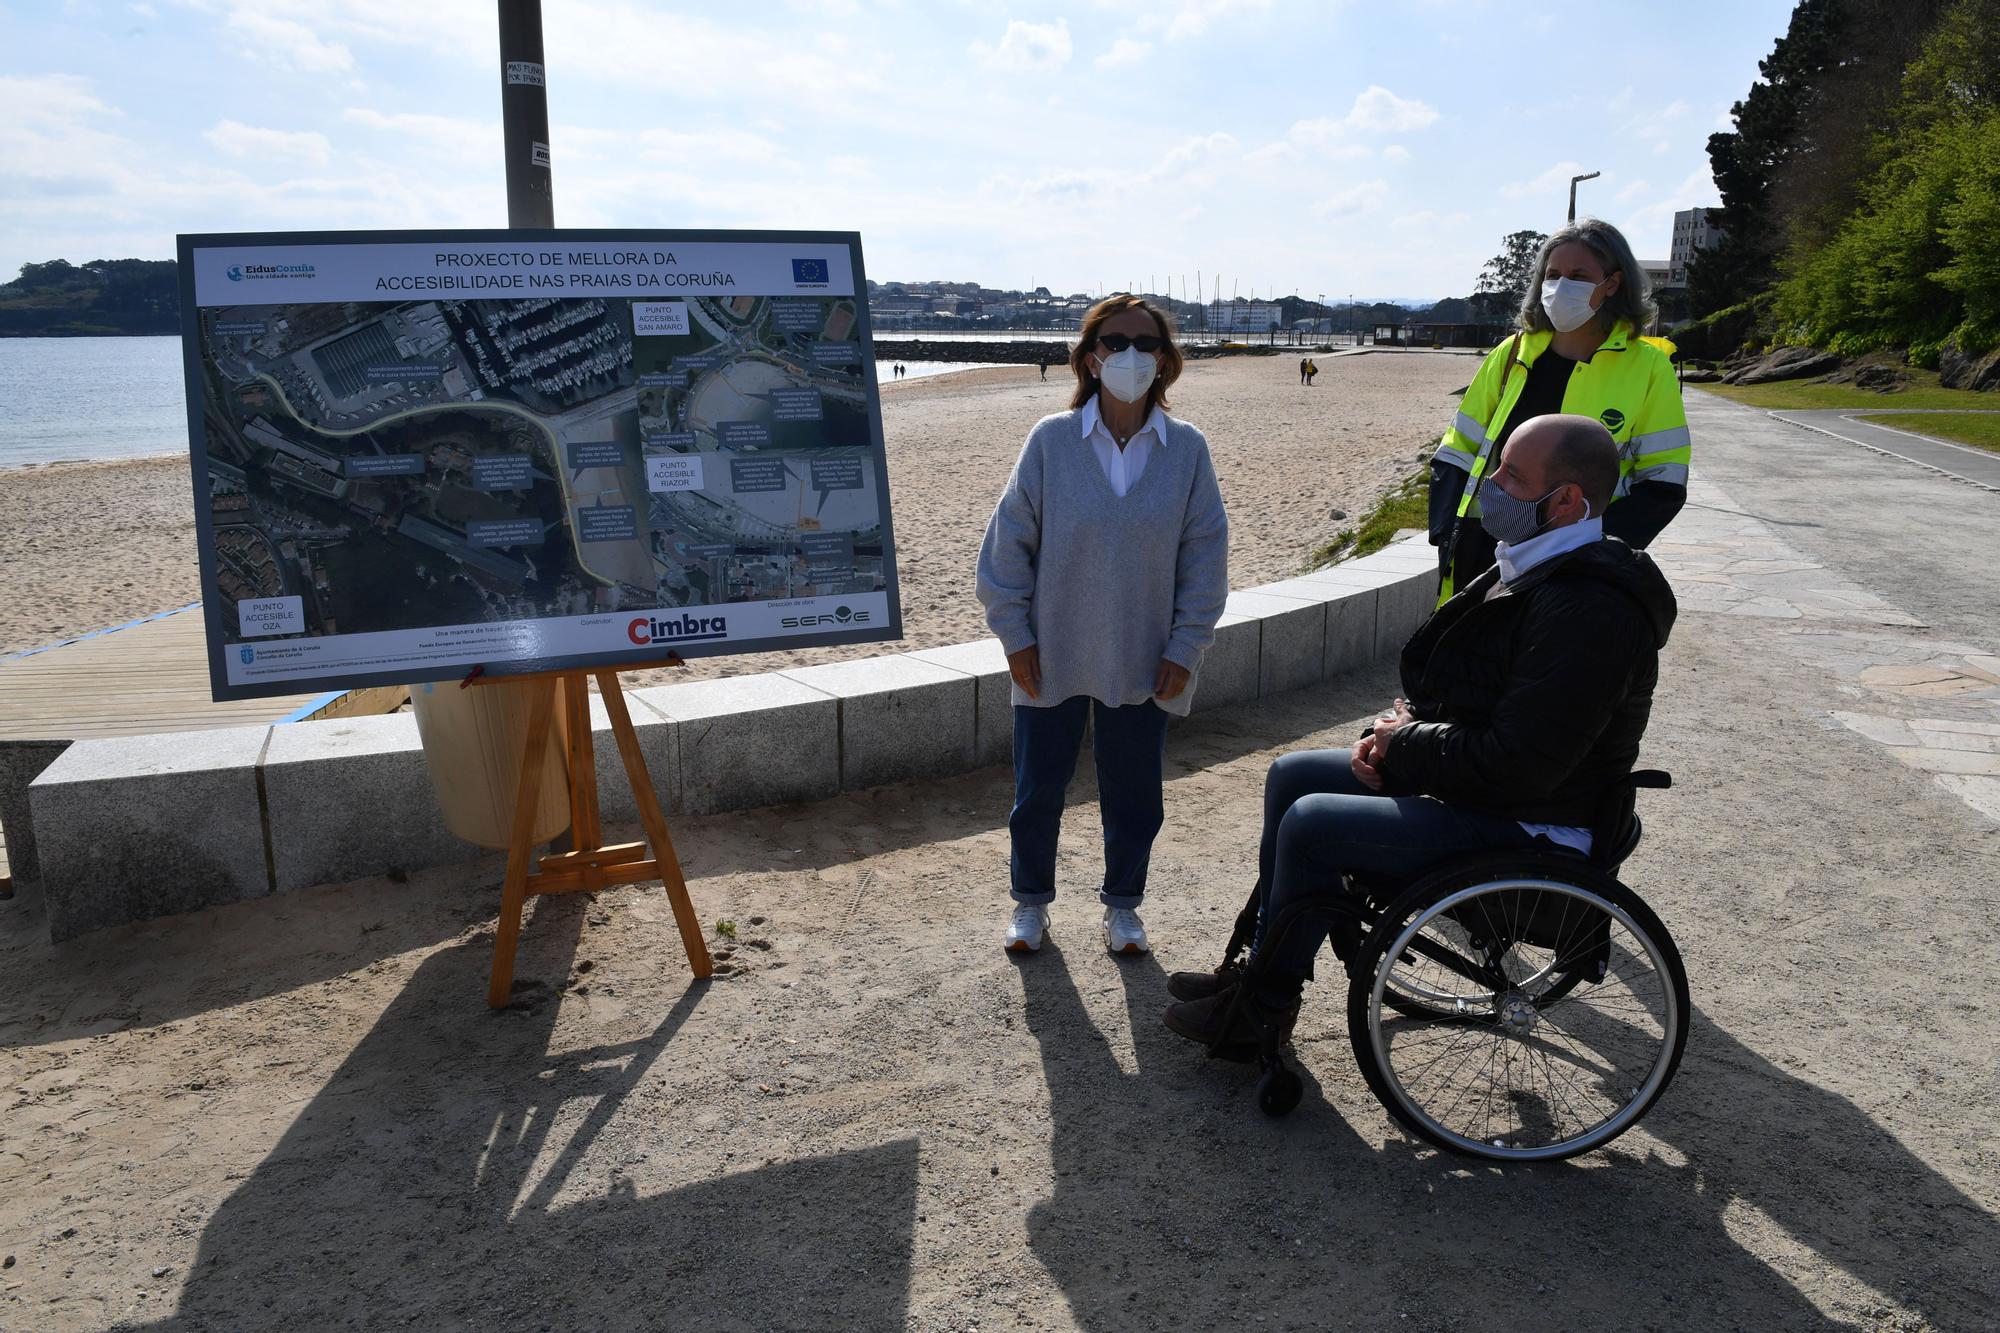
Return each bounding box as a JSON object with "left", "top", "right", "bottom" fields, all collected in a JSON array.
[
  {"left": 1541, "top": 277, "right": 1602, "bottom": 333},
  {"left": 1096, "top": 345, "right": 1158, "bottom": 403}
]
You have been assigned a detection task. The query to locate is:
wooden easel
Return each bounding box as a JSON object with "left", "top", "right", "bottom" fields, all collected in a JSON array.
[{"left": 475, "top": 665, "right": 711, "bottom": 1008}]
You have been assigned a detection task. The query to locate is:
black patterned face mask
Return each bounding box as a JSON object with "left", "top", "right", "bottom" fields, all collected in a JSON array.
[{"left": 1479, "top": 479, "right": 1564, "bottom": 545}]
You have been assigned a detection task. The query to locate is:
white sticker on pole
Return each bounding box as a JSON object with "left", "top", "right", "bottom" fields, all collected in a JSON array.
[
  {"left": 647, "top": 455, "right": 704, "bottom": 493},
  {"left": 632, "top": 301, "right": 690, "bottom": 337},
  {"left": 238, "top": 595, "right": 305, "bottom": 637},
  {"left": 530, "top": 141, "right": 551, "bottom": 169},
  {"left": 506, "top": 61, "right": 545, "bottom": 86}
]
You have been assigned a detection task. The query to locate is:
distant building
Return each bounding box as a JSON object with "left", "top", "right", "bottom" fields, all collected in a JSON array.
[
  {"left": 1202, "top": 300, "right": 1285, "bottom": 333},
  {"left": 1638, "top": 259, "right": 1673, "bottom": 293},
  {"left": 1669, "top": 207, "right": 1724, "bottom": 285}
]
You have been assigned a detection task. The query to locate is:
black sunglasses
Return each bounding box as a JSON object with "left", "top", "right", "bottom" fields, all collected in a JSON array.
[{"left": 1095, "top": 333, "right": 1165, "bottom": 353}]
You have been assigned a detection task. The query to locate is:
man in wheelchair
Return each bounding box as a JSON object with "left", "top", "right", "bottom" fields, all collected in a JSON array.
[{"left": 1162, "top": 413, "right": 1679, "bottom": 1055}]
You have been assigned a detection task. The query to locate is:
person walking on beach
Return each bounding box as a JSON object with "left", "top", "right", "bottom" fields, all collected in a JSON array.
[
  {"left": 1306, "top": 358, "right": 1318, "bottom": 387},
  {"left": 1299, "top": 357, "right": 1308, "bottom": 386},
  {"left": 978, "top": 295, "right": 1230, "bottom": 956},
  {"left": 1429, "top": 217, "right": 1689, "bottom": 600}
]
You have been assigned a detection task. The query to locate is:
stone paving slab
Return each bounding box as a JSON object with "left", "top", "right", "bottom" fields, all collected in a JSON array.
[{"left": 1662, "top": 451, "right": 1999, "bottom": 828}]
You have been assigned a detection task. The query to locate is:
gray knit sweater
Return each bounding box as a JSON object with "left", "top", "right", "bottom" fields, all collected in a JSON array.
[{"left": 976, "top": 407, "right": 1230, "bottom": 718}]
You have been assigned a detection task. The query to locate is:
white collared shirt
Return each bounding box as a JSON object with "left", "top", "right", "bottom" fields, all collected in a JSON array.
[
  {"left": 1494, "top": 514, "right": 1606, "bottom": 856},
  {"left": 1079, "top": 394, "right": 1168, "bottom": 497},
  {"left": 1494, "top": 515, "right": 1604, "bottom": 584}
]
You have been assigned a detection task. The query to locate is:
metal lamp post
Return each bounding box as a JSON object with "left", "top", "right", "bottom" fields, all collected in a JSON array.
[{"left": 1567, "top": 170, "right": 1600, "bottom": 224}]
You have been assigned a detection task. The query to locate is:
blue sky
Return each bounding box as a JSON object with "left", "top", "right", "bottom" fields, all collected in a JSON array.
[{"left": 2, "top": 0, "right": 1797, "bottom": 300}]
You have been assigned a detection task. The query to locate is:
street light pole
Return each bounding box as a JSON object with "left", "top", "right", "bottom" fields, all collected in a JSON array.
[
  {"left": 1567, "top": 170, "right": 1601, "bottom": 224},
  {"left": 498, "top": 0, "right": 554, "bottom": 228}
]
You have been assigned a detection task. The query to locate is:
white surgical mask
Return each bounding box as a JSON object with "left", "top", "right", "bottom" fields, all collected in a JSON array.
[
  {"left": 1541, "top": 276, "right": 1602, "bottom": 333},
  {"left": 1096, "top": 345, "right": 1158, "bottom": 403}
]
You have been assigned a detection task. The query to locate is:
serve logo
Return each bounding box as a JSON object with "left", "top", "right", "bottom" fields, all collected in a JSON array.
[
  {"left": 627, "top": 612, "right": 729, "bottom": 645},
  {"left": 781, "top": 604, "right": 869, "bottom": 630}
]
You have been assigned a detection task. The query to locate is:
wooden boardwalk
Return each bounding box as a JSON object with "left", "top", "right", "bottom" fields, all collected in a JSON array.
[
  {"left": 0, "top": 604, "right": 334, "bottom": 742},
  {"left": 0, "top": 606, "right": 410, "bottom": 887}
]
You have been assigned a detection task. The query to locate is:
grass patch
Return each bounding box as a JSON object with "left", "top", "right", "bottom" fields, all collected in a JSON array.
[
  {"left": 1697, "top": 369, "right": 1998, "bottom": 411},
  {"left": 1310, "top": 466, "right": 1429, "bottom": 568},
  {"left": 714, "top": 918, "right": 738, "bottom": 940},
  {"left": 1853, "top": 412, "right": 2000, "bottom": 454}
]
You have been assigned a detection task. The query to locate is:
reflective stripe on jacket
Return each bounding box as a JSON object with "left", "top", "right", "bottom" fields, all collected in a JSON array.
[{"left": 1434, "top": 320, "right": 1689, "bottom": 516}]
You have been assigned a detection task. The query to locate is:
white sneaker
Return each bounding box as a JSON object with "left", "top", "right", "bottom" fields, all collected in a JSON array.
[
  {"left": 1005, "top": 903, "right": 1049, "bottom": 953},
  {"left": 1103, "top": 906, "right": 1150, "bottom": 956}
]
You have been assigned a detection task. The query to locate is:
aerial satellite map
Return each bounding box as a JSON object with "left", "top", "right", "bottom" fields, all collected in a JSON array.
[{"left": 179, "top": 232, "right": 897, "bottom": 699}]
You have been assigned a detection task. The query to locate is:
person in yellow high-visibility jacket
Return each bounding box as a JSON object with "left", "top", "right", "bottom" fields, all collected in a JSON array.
[{"left": 1431, "top": 218, "right": 1689, "bottom": 601}]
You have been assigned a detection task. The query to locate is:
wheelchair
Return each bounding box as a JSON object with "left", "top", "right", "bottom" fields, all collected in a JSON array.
[{"left": 1202, "top": 770, "right": 1688, "bottom": 1164}]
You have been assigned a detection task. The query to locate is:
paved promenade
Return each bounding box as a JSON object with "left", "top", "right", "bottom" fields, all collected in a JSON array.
[
  {"left": 0, "top": 387, "right": 1994, "bottom": 1330},
  {"left": 1767, "top": 407, "right": 2000, "bottom": 492}
]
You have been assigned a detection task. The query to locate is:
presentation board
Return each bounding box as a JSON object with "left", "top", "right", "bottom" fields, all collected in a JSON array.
[{"left": 176, "top": 228, "right": 900, "bottom": 702}]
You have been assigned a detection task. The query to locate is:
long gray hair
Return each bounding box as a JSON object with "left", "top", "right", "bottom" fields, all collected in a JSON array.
[{"left": 1517, "top": 217, "right": 1656, "bottom": 335}]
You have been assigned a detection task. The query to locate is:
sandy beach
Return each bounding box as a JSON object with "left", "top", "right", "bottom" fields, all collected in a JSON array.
[{"left": 0, "top": 352, "right": 1473, "bottom": 669}]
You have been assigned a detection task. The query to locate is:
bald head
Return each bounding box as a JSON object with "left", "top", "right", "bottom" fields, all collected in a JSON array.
[{"left": 1503, "top": 414, "right": 1619, "bottom": 517}]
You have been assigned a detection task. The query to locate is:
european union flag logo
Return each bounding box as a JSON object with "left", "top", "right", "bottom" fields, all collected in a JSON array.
[
  {"left": 791, "top": 257, "right": 828, "bottom": 284},
  {"left": 239, "top": 646, "right": 255, "bottom": 664}
]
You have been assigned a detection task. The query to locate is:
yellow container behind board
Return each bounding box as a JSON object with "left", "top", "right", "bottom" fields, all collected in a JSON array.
[{"left": 411, "top": 677, "right": 572, "bottom": 850}]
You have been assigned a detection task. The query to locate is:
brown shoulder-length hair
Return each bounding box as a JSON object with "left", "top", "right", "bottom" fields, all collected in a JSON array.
[{"left": 1069, "top": 295, "right": 1184, "bottom": 413}]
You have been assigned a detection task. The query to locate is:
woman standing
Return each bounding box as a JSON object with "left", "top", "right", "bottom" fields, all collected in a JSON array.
[
  {"left": 1429, "top": 218, "right": 1689, "bottom": 599},
  {"left": 977, "top": 296, "right": 1229, "bottom": 956}
]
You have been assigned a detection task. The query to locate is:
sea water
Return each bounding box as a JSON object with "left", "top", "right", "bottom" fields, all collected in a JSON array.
[
  {"left": 0, "top": 336, "right": 190, "bottom": 468},
  {"left": 0, "top": 336, "right": 1007, "bottom": 468}
]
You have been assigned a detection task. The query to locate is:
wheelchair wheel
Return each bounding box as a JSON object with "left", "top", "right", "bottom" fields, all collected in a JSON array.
[
  {"left": 1377, "top": 909, "right": 1586, "bottom": 1020},
  {"left": 1348, "top": 858, "right": 1688, "bottom": 1163}
]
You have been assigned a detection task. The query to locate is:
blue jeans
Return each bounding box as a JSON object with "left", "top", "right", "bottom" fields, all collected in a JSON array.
[
  {"left": 1010, "top": 697, "right": 1170, "bottom": 909},
  {"left": 1253, "top": 749, "right": 1542, "bottom": 983}
]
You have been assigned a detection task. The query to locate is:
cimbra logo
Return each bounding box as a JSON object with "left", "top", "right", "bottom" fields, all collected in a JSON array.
[{"left": 627, "top": 612, "right": 729, "bottom": 645}]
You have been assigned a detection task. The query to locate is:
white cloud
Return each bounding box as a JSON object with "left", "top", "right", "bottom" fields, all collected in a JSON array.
[
  {"left": 340, "top": 109, "right": 500, "bottom": 162},
  {"left": 972, "top": 19, "right": 1072, "bottom": 73},
  {"left": 1618, "top": 167, "right": 1720, "bottom": 246},
  {"left": 1150, "top": 132, "right": 1239, "bottom": 183},
  {"left": 0, "top": 74, "right": 133, "bottom": 195},
  {"left": 1278, "top": 87, "right": 1438, "bottom": 161},
  {"left": 1151, "top": 0, "right": 1273, "bottom": 40},
  {"left": 1314, "top": 180, "right": 1390, "bottom": 217},
  {"left": 203, "top": 119, "right": 332, "bottom": 167},
  {"left": 1502, "top": 160, "right": 1590, "bottom": 200},
  {"left": 1096, "top": 38, "right": 1153, "bottom": 69},
  {"left": 1339, "top": 86, "right": 1440, "bottom": 134},
  {"left": 222, "top": 10, "right": 355, "bottom": 74},
  {"left": 1617, "top": 178, "right": 1651, "bottom": 203}
]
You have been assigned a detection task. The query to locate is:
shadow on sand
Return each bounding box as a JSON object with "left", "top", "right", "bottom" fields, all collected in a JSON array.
[
  {"left": 1014, "top": 944, "right": 1995, "bottom": 1328},
  {"left": 125, "top": 898, "right": 919, "bottom": 1331}
]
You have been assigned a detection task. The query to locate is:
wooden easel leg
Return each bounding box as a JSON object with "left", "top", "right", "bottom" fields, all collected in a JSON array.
[
  {"left": 562, "top": 674, "right": 602, "bottom": 854},
  {"left": 597, "top": 671, "right": 712, "bottom": 978},
  {"left": 488, "top": 677, "right": 559, "bottom": 1009}
]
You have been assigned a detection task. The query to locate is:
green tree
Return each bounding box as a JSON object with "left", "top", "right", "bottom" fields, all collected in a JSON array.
[
  {"left": 1473, "top": 229, "right": 1547, "bottom": 319},
  {"left": 1697, "top": 0, "right": 1944, "bottom": 316},
  {"left": 1775, "top": 0, "right": 2000, "bottom": 357}
]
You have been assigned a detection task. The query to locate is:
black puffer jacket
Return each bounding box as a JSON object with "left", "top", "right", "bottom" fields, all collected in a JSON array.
[{"left": 1380, "top": 537, "right": 1677, "bottom": 828}]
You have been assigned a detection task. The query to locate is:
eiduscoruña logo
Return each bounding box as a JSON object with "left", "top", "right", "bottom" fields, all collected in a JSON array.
[{"left": 226, "top": 260, "right": 316, "bottom": 282}]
